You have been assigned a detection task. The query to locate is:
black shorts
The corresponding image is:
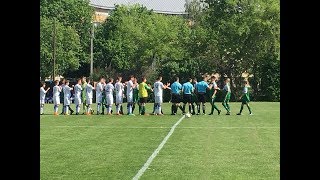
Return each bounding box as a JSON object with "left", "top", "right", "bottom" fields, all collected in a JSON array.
[
  {"left": 197, "top": 93, "right": 206, "bottom": 103},
  {"left": 183, "top": 94, "right": 192, "bottom": 104},
  {"left": 139, "top": 97, "right": 148, "bottom": 104},
  {"left": 171, "top": 94, "right": 181, "bottom": 103}
]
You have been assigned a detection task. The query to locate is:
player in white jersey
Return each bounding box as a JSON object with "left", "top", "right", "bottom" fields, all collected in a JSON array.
[
  {"left": 126, "top": 75, "right": 136, "bottom": 115},
  {"left": 74, "top": 78, "right": 83, "bottom": 115},
  {"left": 153, "top": 76, "right": 170, "bottom": 115},
  {"left": 115, "top": 76, "right": 125, "bottom": 115},
  {"left": 85, "top": 78, "right": 95, "bottom": 115},
  {"left": 52, "top": 80, "right": 62, "bottom": 115},
  {"left": 40, "top": 82, "right": 50, "bottom": 115},
  {"left": 63, "top": 80, "right": 73, "bottom": 115},
  {"left": 95, "top": 77, "right": 105, "bottom": 115},
  {"left": 105, "top": 78, "right": 115, "bottom": 115}
]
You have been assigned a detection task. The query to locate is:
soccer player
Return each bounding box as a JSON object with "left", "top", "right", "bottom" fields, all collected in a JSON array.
[
  {"left": 81, "top": 76, "right": 87, "bottom": 114},
  {"left": 153, "top": 76, "right": 170, "bottom": 115},
  {"left": 222, "top": 78, "right": 231, "bottom": 115},
  {"left": 191, "top": 78, "right": 198, "bottom": 115},
  {"left": 52, "top": 80, "right": 61, "bottom": 115},
  {"left": 132, "top": 77, "right": 139, "bottom": 114},
  {"left": 195, "top": 76, "right": 212, "bottom": 115},
  {"left": 95, "top": 77, "right": 105, "bottom": 115},
  {"left": 138, "top": 77, "right": 152, "bottom": 115},
  {"left": 170, "top": 77, "right": 183, "bottom": 115},
  {"left": 105, "top": 78, "right": 115, "bottom": 115},
  {"left": 85, "top": 78, "right": 95, "bottom": 115},
  {"left": 237, "top": 80, "right": 253, "bottom": 115},
  {"left": 209, "top": 76, "right": 222, "bottom": 115},
  {"left": 182, "top": 78, "right": 194, "bottom": 114},
  {"left": 63, "top": 80, "right": 73, "bottom": 115},
  {"left": 115, "top": 76, "right": 124, "bottom": 115},
  {"left": 59, "top": 78, "right": 74, "bottom": 115},
  {"left": 74, "top": 78, "right": 82, "bottom": 115},
  {"left": 126, "top": 75, "right": 136, "bottom": 115},
  {"left": 40, "top": 82, "right": 50, "bottom": 115}
]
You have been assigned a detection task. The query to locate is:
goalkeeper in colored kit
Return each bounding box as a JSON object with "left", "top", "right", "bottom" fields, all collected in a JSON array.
[{"left": 138, "top": 77, "right": 152, "bottom": 115}]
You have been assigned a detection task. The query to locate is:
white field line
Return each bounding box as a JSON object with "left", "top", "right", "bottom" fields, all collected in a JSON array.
[
  {"left": 132, "top": 115, "right": 185, "bottom": 180},
  {"left": 40, "top": 126, "right": 279, "bottom": 129}
]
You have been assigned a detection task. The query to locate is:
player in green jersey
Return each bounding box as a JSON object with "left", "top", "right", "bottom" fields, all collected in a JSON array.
[
  {"left": 237, "top": 80, "right": 253, "bottom": 115},
  {"left": 222, "top": 78, "right": 231, "bottom": 115},
  {"left": 209, "top": 76, "right": 221, "bottom": 115}
]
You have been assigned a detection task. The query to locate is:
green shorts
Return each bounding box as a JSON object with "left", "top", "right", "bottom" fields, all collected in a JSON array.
[
  {"left": 241, "top": 94, "right": 250, "bottom": 103},
  {"left": 224, "top": 92, "right": 231, "bottom": 101}
]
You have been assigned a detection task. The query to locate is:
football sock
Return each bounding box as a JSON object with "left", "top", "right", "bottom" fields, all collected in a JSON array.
[
  {"left": 76, "top": 105, "right": 80, "bottom": 113},
  {"left": 116, "top": 104, "right": 120, "bottom": 113},
  {"left": 202, "top": 104, "right": 206, "bottom": 114},
  {"left": 197, "top": 104, "right": 200, "bottom": 114},
  {"left": 171, "top": 105, "right": 174, "bottom": 114},
  {"left": 97, "top": 103, "right": 101, "bottom": 113},
  {"left": 182, "top": 104, "right": 186, "bottom": 113},
  {"left": 132, "top": 103, "right": 135, "bottom": 113},
  {"left": 65, "top": 106, "right": 69, "bottom": 114},
  {"left": 240, "top": 104, "right": 244, "bottom": 113},
  {"left": 40, "top": 104, "right": 44, "bottom": 114},
  {"left": 188, "top": 104, "right": 192, "bottom": 113},
  {"left": 246, "top": 104, "right": 252, "bottom": 114}
]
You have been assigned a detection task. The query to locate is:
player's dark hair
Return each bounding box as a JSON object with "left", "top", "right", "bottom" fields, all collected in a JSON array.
[
  {"left": 54, "top": 80, "right": 59, "bottom": 85},
  {"left": 109, "top": 78, "right": 114, "bottom": 82},
  {"left": 100, "top": 76, "right": 105, "bottom": 80},
  {"left": 157, "top": 76, "right": 162, "bottom": 80},
  {"left": 87, "top": 78, "right": 91, "bottom": 82},
  {"left": 41, "top": 81, "right": 46, "bottom": 87},
  {"left": 65, "top": 80, "right": 70, "bottom": 83},
  {"left": 129, "top": 75, "right": 134, "bottom": 79},
  {"left": 188, "top": 78, "right": 192, "bottom": 81},
  {"left": 77, "top": 78, "right": 81, "bottom": 82},
  {"left": 175, "top": 77, "right": 179, "bottom": 81},
  {"left": 211, "top": 76, "right": 216, "bottom": 79},
  {"left": 117, "top": 76, "right": 122, "bottom": 80},
  {"left": 141, "top": 77, "right": 146, "bottom": 81},
  {"left": 193, "top": 77, "right": 197, "bottom": 81}
]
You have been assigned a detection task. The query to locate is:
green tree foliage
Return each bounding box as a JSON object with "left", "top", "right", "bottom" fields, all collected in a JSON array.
[
  {"left": 94, "top": 5, "right": 190, "bottom": 82},
  {"left": 40, "top": 0, "right": 94, "bottom": 78},
  {"left": 40, "top": 17, "right": 81, "bottom": 79}
]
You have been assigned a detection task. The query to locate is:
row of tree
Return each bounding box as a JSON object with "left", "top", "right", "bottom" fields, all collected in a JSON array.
[{"left": 40, "top": 0, "right": 279, "bottom": 101}]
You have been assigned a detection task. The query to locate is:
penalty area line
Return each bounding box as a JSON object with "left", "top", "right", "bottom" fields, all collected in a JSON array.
[{"left": 132, "top": 115, "right": 185, "bottom": 180}]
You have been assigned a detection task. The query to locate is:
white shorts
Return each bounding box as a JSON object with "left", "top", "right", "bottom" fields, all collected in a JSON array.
[
  {"left": 64, "top": 97, "right": 71, "bottom": 106},
  {"left": 116, "top": 94, "right": 123, "bottom": 104},
  {"left": 155, "top": 96, "right": 163, "bottom": 103},
  {"left": 74, "top": 97, "right": 82, "bottom": 105},
  {"left": 96, "top": 94, "right": 103, "bottom": 104},
  {"left": 127, "top": 93, "right": 133, "bottom": 103},
  {"left": 53, "top": 96, "right": 60, "bottom": 105},
  {"left": 86, "top": 97, "right": 92, "bottom": 105},
  {"left": 40, "top": 99, "right": 45, "bottom": 104},
  {"left": 106, "top": 94, "right": 113, "bottom": 105}
]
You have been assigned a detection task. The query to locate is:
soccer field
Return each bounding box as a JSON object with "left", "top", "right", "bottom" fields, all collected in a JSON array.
[{"left": 40, "top": 102, "right": 279, "bottom": 179}]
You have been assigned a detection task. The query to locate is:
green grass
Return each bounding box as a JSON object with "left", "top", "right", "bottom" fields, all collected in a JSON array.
[{"left": 40, "top": 102, "right": 279, "bottom": 180}]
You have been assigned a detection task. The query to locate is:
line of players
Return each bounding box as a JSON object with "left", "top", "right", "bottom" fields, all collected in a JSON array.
[{"left": 40, "top": 75, "right": 252, "bottom": 116}]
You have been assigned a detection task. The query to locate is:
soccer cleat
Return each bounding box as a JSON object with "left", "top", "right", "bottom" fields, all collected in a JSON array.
[
  {"left": 75, "top": 113, "right": 79, "bottom": 115},
  {"left": 218, "top": 110, "right": 221, "bottom": 115},
  {"left": 249, "top": 113, "right": 253, "bottom": 115},
  {"left": 237, "top": 113, "right": 242, "bottom": 115},
  {"left": 70, "top": 110, "right": 74, "bottom": 115},
  {"left": 82, "top": 112, "right": 85, "bottom": 115},
  {"left": 226, "top": 112, "right": 231, "bottom": 115},
  {"left": 40, "top": 113, "right": 43, "bottom": 115},
  {"left": 65, "top": 113, "right": 70, "bottom": 115},
  {"left": 203, "top": 113, "right": 206, "bottom": 115},
  {"left": 128, "top": 113, "right": 136, "bottom": 116},
  {"left": 208, "top": 113, "right": 213, "bottom": 115},
  {"left": 196, "top": 113, "right": 200, "bottom": 115}
]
